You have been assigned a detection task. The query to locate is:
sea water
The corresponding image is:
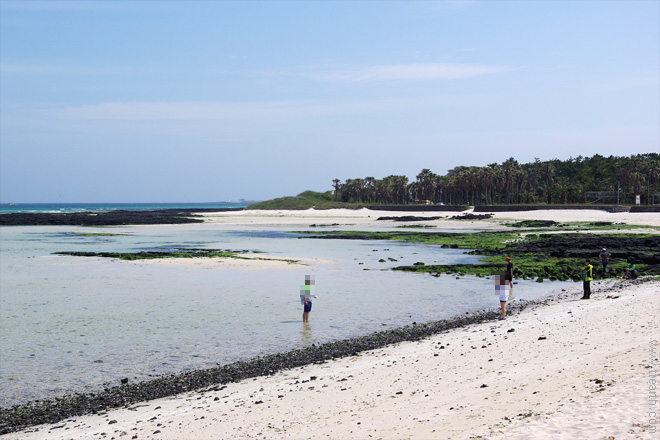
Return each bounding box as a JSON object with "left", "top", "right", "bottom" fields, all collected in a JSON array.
[
  {"left": 0, "top": 222, "right": 563, "bottom": 406},
  {"left": 0, "top": 202, "right": 250, "bottom": 214}
]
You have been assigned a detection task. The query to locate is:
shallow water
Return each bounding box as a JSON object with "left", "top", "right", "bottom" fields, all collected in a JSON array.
[{"left": 0, "top": 224, "right": 564, "bottom": 406}]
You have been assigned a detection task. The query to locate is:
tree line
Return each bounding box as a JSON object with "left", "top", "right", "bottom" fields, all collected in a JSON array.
[{"left": 332, "top": 153, "right": 660, "bottom": 206}]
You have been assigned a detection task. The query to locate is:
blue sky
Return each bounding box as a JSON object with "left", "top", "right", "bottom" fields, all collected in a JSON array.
[{"left": 1, "top": 0, "right": 658, "bottom": 203}]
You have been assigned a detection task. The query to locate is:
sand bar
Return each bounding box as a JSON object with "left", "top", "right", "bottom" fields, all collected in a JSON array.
[{"left": 127, "top": 253, "right": 324, "bottom": 271}]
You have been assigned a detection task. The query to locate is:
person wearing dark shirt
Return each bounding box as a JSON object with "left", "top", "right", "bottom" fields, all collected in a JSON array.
[
  {"left": 505, "top": 256, "right": 513, "bottom": 289},
  {"left": 599, "top": 248, "right": 611, "bottom": 274}
]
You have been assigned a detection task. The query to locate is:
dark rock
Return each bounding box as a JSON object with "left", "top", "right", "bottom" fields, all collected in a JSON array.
[
  {"left": 449, "top": 213, "right": 493, "bottom": 220},
  {"left": 0, "top": 208, "right": 242, "bottom": 226},
  {"left": 508, "top": 220, "right": 559, "bottom": 228},
  {"left": 376, "top": 216, "right": 443, "bottom": 222}
]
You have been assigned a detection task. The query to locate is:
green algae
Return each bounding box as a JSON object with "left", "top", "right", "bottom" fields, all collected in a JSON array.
[
  {"left": 64, "top": 232, "right": 131, "bottom": 237},
  {"left": 54, "top": 249, "right": 305, "bottom": 265},
  {"left": 297, "top": 230, "right": 522, "bottom": 249},
  {"left": 55, "top": 249, "right": 245, "bottom": 261},
  {"left": 395, "top": 224, "right": 437, "bottom": 228},
  {"left": 504, "top": 220, "right": 660, "bottom": 232},
  {"left": 298, "top": 230, "right": 659, "bottom": 280}
]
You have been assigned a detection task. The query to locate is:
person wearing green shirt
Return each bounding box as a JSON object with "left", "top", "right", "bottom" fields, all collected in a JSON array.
[
  {"left": 581, "top": 259, "right": 593, "bottom": 299},
  {"left": 300, "top": 275, "right": 317, "bottom": 322},
  {"left": 620, "top": 263, "right": 637, "bottom": 280}
]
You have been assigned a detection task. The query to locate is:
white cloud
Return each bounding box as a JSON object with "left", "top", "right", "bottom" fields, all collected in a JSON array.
[
  {"left": 55, "top": 96, "right": 460, "bottom": 122},
  {"left": 0, "top": 62, "right": 143, "bottom": 76},
  {"left": 593, "top": 70, "right": 660, "bottom": 93},
  {"left": 288, "top": 63, "right": 518, "bottom": 83},
  {"left": 0, "top": 63, "right": 64, "bottom": 75},
  {"left": 0, "top": 0, "right": 139, "bottom": 12}
]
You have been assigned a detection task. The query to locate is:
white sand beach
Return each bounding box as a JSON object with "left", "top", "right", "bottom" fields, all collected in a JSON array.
[
  {"left": 200, "top": 207, "right": 660, "bottom": 229},
  {"left": 4, "top": 209, "right": 659, "bottom": 439}
]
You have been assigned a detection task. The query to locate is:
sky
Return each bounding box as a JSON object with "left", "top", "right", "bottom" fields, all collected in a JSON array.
[{"left": 1, "top": 0, "right": 658, "bottom": 203}]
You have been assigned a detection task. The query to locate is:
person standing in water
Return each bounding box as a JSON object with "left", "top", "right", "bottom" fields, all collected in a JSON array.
[
  {"left": 303, "top": 296, "right": 312, "bottom": 323},
  {"left": 497, "top": 257, "right": 514, "bottom": 320},
  {"left": 504, "top": 256, "right": 514, "bottom": 289},
  {"left": 300, "top": 275, "right": 317, "bottom": 322},
  {"left": 496, "top": 272, "right": 508, "bottom": 320}
]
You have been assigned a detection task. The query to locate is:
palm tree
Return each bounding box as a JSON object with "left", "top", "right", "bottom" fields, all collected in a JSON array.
[
  {"left": 501, "top": 158, "right": 519, "bottom": 204},
  {"left": 395, "top": 176, "right": 409, "bottom": 204},
  {"left": 364, "top": 177, "right": 376, "bottom": 203},
  {"left": 415, "top": 169, "right": 437, "bottom": 203},
  {"left": 331, "top": 153, "right": 659, "bottom": 207},
  {"left": 646, "top": 157, "right": 660, "bottom": 205},
  {"left": 332, "top": 179, "right": 341, "bottom": 201},
  {"left": 541, "top": 162, "right": 555, "bottom": 204}
]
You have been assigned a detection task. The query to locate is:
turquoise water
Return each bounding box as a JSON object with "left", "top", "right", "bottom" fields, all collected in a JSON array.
[
  {"left": 0, "top": 222, "right": 565, "bottom": 407},
  {"left": 0, "top": 202, "right": 252, "bottom": 214}
]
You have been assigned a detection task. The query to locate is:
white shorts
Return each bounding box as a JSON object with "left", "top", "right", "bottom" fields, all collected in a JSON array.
[{"left": 497, "top": 286, "right": 508, "bottom": 302}]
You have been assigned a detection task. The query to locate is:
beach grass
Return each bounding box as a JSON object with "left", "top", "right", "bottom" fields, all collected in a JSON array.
[{"left": 248, "top": 190, "right": 360, "bottom": 210}]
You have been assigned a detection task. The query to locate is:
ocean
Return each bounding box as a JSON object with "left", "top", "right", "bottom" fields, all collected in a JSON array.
[
  {"left": 0, "top": 202, "right": 251, "bottom": 214},
  {"left": 0, "top": 211, "right": 564, "bottom": 407}
]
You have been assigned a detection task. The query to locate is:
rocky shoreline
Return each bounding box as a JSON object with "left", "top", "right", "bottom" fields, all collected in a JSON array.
[
  {"left": 4, "top": 206, "right": 658, "bottom": 227},
  {"left": 0, "top": 278, "right": 641, "bottom": 435},
  {"left": 0, "top": 208, "right": 243, "bottom": 226}
]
